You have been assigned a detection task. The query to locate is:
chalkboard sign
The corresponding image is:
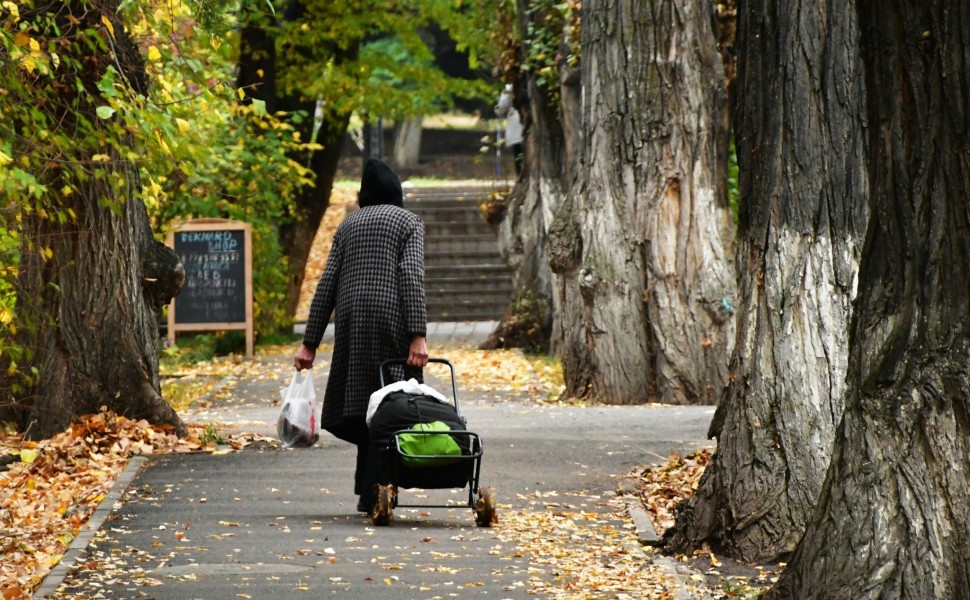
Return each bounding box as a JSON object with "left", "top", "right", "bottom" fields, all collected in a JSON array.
[{"left": 167, "top": 219, "right": 254, "bottom": 356}]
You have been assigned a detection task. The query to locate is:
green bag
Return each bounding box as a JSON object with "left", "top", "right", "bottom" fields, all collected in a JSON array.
[{"left": 398, "top": 421, "right": 462, "bottom": 467}]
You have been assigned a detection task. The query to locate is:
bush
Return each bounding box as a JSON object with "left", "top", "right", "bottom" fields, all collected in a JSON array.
[{"left": 132, "top": 10, "right": 318, "bottom": 339}]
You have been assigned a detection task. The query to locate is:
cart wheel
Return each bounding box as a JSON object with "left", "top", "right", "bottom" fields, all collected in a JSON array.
[
  {"left": 372, "top": 484, "right": 395, "bottom": 526},
  {"left": 474, "top": 486, "right": 497, "bottom": 527}
]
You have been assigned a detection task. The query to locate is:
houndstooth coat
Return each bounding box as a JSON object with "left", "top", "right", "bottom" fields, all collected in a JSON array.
[{"left": 303, "top": 204, "right": 426, "bottom": 442}]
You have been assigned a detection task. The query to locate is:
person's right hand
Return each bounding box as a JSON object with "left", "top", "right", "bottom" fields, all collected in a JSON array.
[
  {"left": 294, "top": 344, "right": 316, "bottom": 371},
  {"left": 407, "top": 336, "right": 429, "bottom": 367}
]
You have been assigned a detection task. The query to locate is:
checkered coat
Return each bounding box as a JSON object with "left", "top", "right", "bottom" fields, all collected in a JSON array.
[{"left": 303, "top": 204, "right": 426, "bottom": 441}]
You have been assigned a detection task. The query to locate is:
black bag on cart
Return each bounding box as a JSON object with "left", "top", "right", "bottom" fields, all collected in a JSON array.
[
  {"left": 369, "top": 391, "right": 470, "bottom": 453},
  {"left": 368, "top": 391, "right": 473, "bottom": 488}
]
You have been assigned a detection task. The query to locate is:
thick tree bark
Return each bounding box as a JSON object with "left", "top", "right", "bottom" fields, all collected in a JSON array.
[
  {"left": 663, "top": 0, "right": 869, "bottom": 562},
  {"left": 278, "top": 114, "right": 349, "bottom": 319},
  {"left": 482, "top": 0, "right": 580, "bottom": 352},
  {"left": 392, "top": 117, "right": 423, "bottom": 169},
  {"left": 236, "top": 3, "right": 278, "bottom": 112},
  {"left": 486, "top": 79, "right": 562, "bottom": 347},
  {"left": 236, "top": 1, "right": 352, "bottom": 322},
  {"left": 768, "top": 2, "right": 970, "bottom": 597},
  {"left": 20, "top": 191, "right": 186, "bottom": 440},
  {"left": 551, "top": 0, "right": 734, "bottom": 404},
  {"left": 7, "top": 1, "right": 185, "bottom": 439},
  {"left": 713, "top": 0, "right": 737, "bottom": 213}
]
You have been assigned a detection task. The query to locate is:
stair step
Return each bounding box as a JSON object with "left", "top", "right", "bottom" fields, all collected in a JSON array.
[
  {"left": 425, "top": 258, "right": 505, "bottom": 269},
  {"left": 424, "top": 275, "right": 513, "bottom": 293},
  {"left": 412, "top": 208, "right": 483, "bottom": 224},
  {"left": 427, "top": 288, "right": 514, "bottom": 300},
  {"left": 398, "top": 186, "right": 513, "bottom": 322},
  {"left": 425, "top": 286, "right": 512, "bottom": 305},
  {"left": 426, "top": 278, "right": 511, "bottom": 290},
  {"left": 408, "top": 198, "right": 485, "bottom": 209},
  {"left": 423, "top": 221, "right": 496, "bottom": 236},
  {"left": 413, "top": 211, "right": 482, "bottom": 222},
  {"left": 424, "top": 235, "right": 499, "bottom": 254},
  {"left": 426, "top": 264, "right": 511, "bottom": 277},
  {"left": 427, "top": 304, "right": 510, "bottom": 318},
  {"left": 428, "top": 294, "right": 511, "bottom": 305},
  {"left": 425, "top": 249, "right": 502, "bottom": 257},
  {"left": 426, "top": 273, "right": 513, "bottom": 283},
  {"left": 429, "top": 312, "right": 506, "bottom": 322},
  {"left": 427, "top": 304, "right": 509, "bottom": 321}
]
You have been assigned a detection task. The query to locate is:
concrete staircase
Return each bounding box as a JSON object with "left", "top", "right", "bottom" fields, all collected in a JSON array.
[{"left": 403, "top": 185, "right": 513, "bottom": 322}]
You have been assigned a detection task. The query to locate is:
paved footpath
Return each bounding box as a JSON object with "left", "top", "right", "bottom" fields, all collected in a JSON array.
[{"left": 39, "top": 329, "right": 714, "bottom": 599}]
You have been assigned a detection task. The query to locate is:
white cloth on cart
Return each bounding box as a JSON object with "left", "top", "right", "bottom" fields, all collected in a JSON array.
[{"left": 366, "top": 379, "right": 448, "bottom": 426}]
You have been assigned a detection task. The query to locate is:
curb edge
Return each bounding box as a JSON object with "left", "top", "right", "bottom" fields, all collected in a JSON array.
[
  {"left": 626, "top": 502, "right": 713, "bottom": 600},
  {"left": 34, "top": 455, "right": 148, "bottom": 599}
]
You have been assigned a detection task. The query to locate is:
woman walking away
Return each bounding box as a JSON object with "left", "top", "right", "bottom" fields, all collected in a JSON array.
[{"left": 294, "top": 158, "right": 429, "bottom": 513}]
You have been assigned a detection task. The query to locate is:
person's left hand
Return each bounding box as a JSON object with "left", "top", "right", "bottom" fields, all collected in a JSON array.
[{"left": 408, "top": 336, "right": 429, "bottom": 367}]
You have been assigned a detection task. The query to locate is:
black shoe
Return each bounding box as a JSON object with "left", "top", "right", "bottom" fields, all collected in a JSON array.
[{"left": 356, "top": 498, "right": 374, "bottom": 513}]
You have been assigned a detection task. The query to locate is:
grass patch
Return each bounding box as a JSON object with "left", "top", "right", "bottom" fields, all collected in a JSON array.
[{"left": 423, "top": 112, "right": 490, "bottom": 130}]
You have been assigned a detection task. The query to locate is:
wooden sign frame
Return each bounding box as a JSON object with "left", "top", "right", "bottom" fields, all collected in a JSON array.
[{"left": 167, "top": 218, "right": 254, "bottom": 357}]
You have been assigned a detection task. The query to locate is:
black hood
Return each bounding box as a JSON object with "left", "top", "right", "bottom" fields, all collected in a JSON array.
[{"left": 358, "top": 159, "right": 403, "bottom": 208}]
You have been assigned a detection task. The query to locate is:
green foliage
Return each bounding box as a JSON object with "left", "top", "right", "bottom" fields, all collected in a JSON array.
[
  {"left": 257, "top": 330, "right": 301, "bottom": 346},
  {"left": 129, "top": 2, "right": 315, "bottom": 336},
  {"left": 519, "top": 0, "right": 580, "bottom": 103},
  {"left": 489, "top": 0, "right": 520, "bottom": 82},
  {"left": 163, "top": 333, "right": 219, "bottom": 364},
  {"left": 200, "top": 424, "right": 226, "bottom": 445},
  {"left": 161, "top": 330, "right": 235, "bottom": 362},
  {"left": 0, "top": 217, "right": 26, "bottom": 389},
  {"left": 0, "top": 3, "right": 117, "bottom": 390},
  {"left": 182, "top": 0, "right": 251, "bottom": 35},
  {"left": 358, "top": 36, "right": 461, "bottom": 119},
  {"left": 273, "top": 0, "right": 500, "bottom": 122},
  {"left": 721, "top": 579, "right": 764, "bottom": 599},
  {"left": 147, "top": 100, "right": 310, "bottom": 336},
  {"left": 0, "top": 0, "right": 508, "bottom": 391},
  {"left": 727, "top": 136, "right": 740, "bottom": 221},
  {"left": 523, "top": 0, "right": 565, "bottom": 96}
]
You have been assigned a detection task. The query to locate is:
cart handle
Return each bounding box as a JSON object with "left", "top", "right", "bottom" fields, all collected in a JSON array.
[{"left": 379, "top": 357, "right": 459, "bottom": 405}]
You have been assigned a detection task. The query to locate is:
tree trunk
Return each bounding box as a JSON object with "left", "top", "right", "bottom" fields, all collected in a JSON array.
[
  {"left": 482, "top": 0, "right": 580, "bottom": 352},
  {"left": 713, "top": 0, "right": 738, "bottom": 213},
  {"left": 278, "top": 113, "right": 349, "bottom": 319},
  {"left": 6, "top": 1, "right": 185, "bottom": 439},
  {"left": 551, "top": 0, "right": 734, "bottom": 404},
  {"left": 482, "top": 86, "right": 557, "bottom": 351},
  {"left": 663, "top": 0, "right": 869, "bottom": 562},
  {"left": 393, "top": 117, "right": 423, "bottom": 169},
  {"left": 236, "top": 3, "right": 278, "bottom": 112},
  {"left": 236, "top": 1, "right": 353, "bottom": 322},
  {"left": 768, "top": 3, "right": 970, "bottom": 597}
]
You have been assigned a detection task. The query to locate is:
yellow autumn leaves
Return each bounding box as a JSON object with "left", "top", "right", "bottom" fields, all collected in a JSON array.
[
  {"left": 1, "top": 413, "right": 273, "bottom": 597},
  {"left": 8, "top": 30, "right": 51, "bottom": 75},
  {"left": 2, "top": 0, "right": 19, "bottom": 21},
  {"left": 5, "top": 13, "right": 122, "bottom": 75}
]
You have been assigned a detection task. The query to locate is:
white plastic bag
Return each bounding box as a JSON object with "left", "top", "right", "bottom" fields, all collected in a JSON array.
[{"left": 277, "top": 370, "right": 319, "bottom": 448}]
